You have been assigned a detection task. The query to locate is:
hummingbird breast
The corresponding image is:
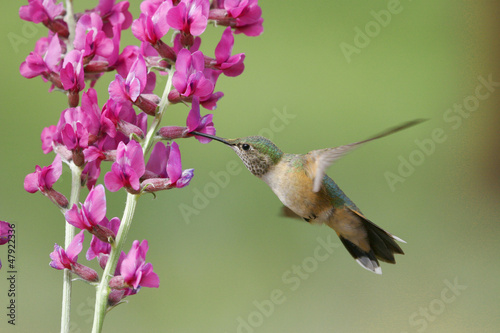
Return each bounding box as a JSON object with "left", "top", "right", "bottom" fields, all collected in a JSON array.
[{"left": 260, "top": 154, "right": 333, "bottom": 222}]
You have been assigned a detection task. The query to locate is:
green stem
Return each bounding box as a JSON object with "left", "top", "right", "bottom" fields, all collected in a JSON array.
[
  {"left": 91, "top": 193, "right": 139, "bottom": 333},
  {"left": 143, "top": 68, "right": 174, "bottom": 154},
  {"left": 60, "top": 1, "right": 78, "bottom": 332},
  {"left": 91, "top": 67, "right": 174, "bottom": 333},
  {"left": 61, "top": 163, "right": 82, "bottom": 333},
  {"left": 64, "top": 0, "right": 76, "bottom": 52}
]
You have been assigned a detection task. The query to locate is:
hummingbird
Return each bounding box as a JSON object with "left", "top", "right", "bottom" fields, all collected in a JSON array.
[{"left": 191, "top": 119, "right": 425, "bottom": 274}]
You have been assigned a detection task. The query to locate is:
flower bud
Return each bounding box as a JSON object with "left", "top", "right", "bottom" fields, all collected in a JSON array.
[
  {"left": 84, "top": 61, "right": 110, "bottom": 73},
  {"left": 140, "top": 178, "right": 173, "bottom": 193},
  {"left": 68, "top": 91, "right": 80, "bottom": 108},
  {"left": 157, "top": 126, "right": 188, "bottom": 140},
  {"left": 109, "top": 275, "right": 127, "bottom": 289},
  {"left": 117, "top": 120, "right": 144, "bottom": 139},
  {"left": 91, "top": 224, "right": 116, "bottom": 244},
  {"left": 98, "top": 254, "right": 109, "bottom": 270},
  {"left": 108, "top": 289, "right": 126, "bottom": 307},
  {"left": 45, "top": 188, "right": 69, "bottom": 209},
  {"left": 72, "top": 262, "right": 99, "bottom": 282},
  {"left": 134, "top": 94, "right": 159, "bottom": 116},
  {"left": 46, "top": 19, "right": 69, "bottom": 38},
  {"left": 153, "top": 40, "right": 176, "bottom": 63}
]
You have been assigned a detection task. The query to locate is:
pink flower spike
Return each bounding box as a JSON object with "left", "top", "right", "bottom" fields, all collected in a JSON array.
[{"left": 104, "top": 140, "right": 145, "bottom": 193}]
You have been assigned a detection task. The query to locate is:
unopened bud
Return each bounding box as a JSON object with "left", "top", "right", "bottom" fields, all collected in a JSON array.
[
  {"left": 91, "top": 224, "right": 116, "bottom": 243},
  {"left": 72, "top": 262, "right": 99, "bottom": 282},
  {"left": 117, "top": 120, "right": 144, "bottom": 139},
  {"left": 108, "top": 289, "right": 126, "bottom": 307},
  {"left": 109, "top": 275, "right": 127, "bottom": 289},
  {"left": 134, "top": 94, "right": 159, "bottom": 116},
  {"left": 153, "top": 40, "right": 176, "bottom": 63},
  {"left": 98, "top": 254, "right": 108, "bottom": 270},
  {"left": 68, "top": 91, "right": 80, "bottom": 108},
  {"left": 157, "top": 126, "right": 188, "bottom": 140},
  {"left": 85, "top": 61, "right": 110, "bottom": 73},
  {"left": 45, "top": 188, "right": 69, "bottom": 209}
]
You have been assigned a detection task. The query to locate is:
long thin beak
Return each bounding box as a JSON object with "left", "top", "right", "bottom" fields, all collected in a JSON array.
[{"left": 191, "top": 131, "right": 232, "bottom": 145}]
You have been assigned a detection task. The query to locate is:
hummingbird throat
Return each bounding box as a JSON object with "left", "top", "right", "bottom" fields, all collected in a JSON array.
[{"left": 231, "top": 146, "right": 273, "bottom": 177}]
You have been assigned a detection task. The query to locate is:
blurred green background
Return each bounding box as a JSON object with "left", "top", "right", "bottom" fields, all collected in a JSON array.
[{"left": 1, "top": 1, "right": 499, "bottom": 332}]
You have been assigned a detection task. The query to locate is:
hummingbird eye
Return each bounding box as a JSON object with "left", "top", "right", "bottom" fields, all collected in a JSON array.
[{"left": 241, "top": 143, "right": 250, "bottom": 151}]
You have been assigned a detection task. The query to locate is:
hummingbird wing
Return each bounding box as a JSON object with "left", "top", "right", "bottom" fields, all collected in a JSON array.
[{"left": 309, "top": 119, "right": 426, "bottom": 192}]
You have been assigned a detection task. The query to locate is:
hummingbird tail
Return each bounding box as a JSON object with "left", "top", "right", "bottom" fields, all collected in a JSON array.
[{"left": 333, "top": 207, "right": 405, "bottom": 274}]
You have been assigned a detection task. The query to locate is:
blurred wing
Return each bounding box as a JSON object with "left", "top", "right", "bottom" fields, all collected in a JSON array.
[{"left": 310, "top": 119, "right": 427, "bottom": 192}]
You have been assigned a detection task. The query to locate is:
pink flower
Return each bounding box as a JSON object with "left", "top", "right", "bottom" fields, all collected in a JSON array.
[
  {"left": 0, "top": 221, "right": 12, "bottom": 246},
  {"left": 132, "top": 1, "right": 172, "bottom": 44},
  {"left": 19, "top": 34, "right": 63, "bottom": 89},
  {"left": 210, "top": 0, "right": 263, "bottom": 37},
  {"left": 144, "top": 142, "right": 170, "bottom": 179},
  {"left": 65, "top": 185, "right": 116, "bottom": 243},
  {"left": 109, "top": 54, "right": 159, "bottom": 115},
  {"left": 59, "top": 108, "right": 92, "bottom": 163},
  {"left": 213, "top": 27, "right": 245, "bottom": 77},
  {"left": 140, "top": 0, "right": 166, "bottom": 16},
  {"left": 171, "top": 49, "right": 214, "bottom": 99},
  {"left": 95, "top": 0, "right": 133, "bottom": 37},
  {"left": 186, "top": 96, "right": 215, "bottom": 143},
  {"left": 60, "top": 50, "right": 86, "bottom": 106},
  {"left": 167, "top": 0, "right": 209, "bottom": 36},
  {"left": 24, "top": 155, "right": 69, "bottom": 208},
  {"left": 87, "top": 217, "right": 121, "bottom": 267},
  {"left": 19, "top": 0, "right": 68, "bottom": 37},
  {"left": 24, "top": 154, "right": 62, "bottom": 193},
  {"left": 0, "top": 221, "right": 12, "bottom": 270},
  {"left": 19, "top": 0, "right": 63, "bottom": 24},
  {"left": 141, "top": 142, "right": 194, "bottom": 191},
  {"left": 49, "top": 230, "right": 99, "bottom": 282},
  {"left": 109, "top": 55, "right": 148, "bottom": 103},
  {"left": 104, "top": 140, "right": 145, "bottom": 193},
  {"left": 198, "top": 69, "right": 224, "bottom": 110},
  {"left": 109, "top": 240, "right": 159, "bottom": 290},
  {"left": 74, "top": 13, "right": 114, "bottom": 61}
]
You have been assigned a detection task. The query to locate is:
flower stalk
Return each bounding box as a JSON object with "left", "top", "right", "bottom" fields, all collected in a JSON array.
[
  {"left": 18, "top": 0, "right": 263, "bottom": 331},
  {"left": 61, "top": 162, "right": 82, "bottom": 333}
]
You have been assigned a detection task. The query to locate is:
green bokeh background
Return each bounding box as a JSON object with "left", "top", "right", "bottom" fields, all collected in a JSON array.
[{"left": 1, "top": 1, "right": 499, "bottom": 332}]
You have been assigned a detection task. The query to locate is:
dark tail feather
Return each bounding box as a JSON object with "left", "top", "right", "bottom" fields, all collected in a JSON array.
[
  {"left": 342, "top": 208, "right": 405, "bottom": 274},
  {"left": 339, "top": 236, "right": 383, "bottom": 274}
]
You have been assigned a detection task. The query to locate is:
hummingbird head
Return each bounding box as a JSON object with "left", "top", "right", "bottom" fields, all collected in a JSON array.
[{"left": 191, "top": 132, "right": 284, "bottom": 177}]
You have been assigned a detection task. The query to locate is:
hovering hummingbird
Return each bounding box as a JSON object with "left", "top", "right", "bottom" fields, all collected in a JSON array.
[{"left": 191, "top": 119, "right": 425, "bottom": 274}]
